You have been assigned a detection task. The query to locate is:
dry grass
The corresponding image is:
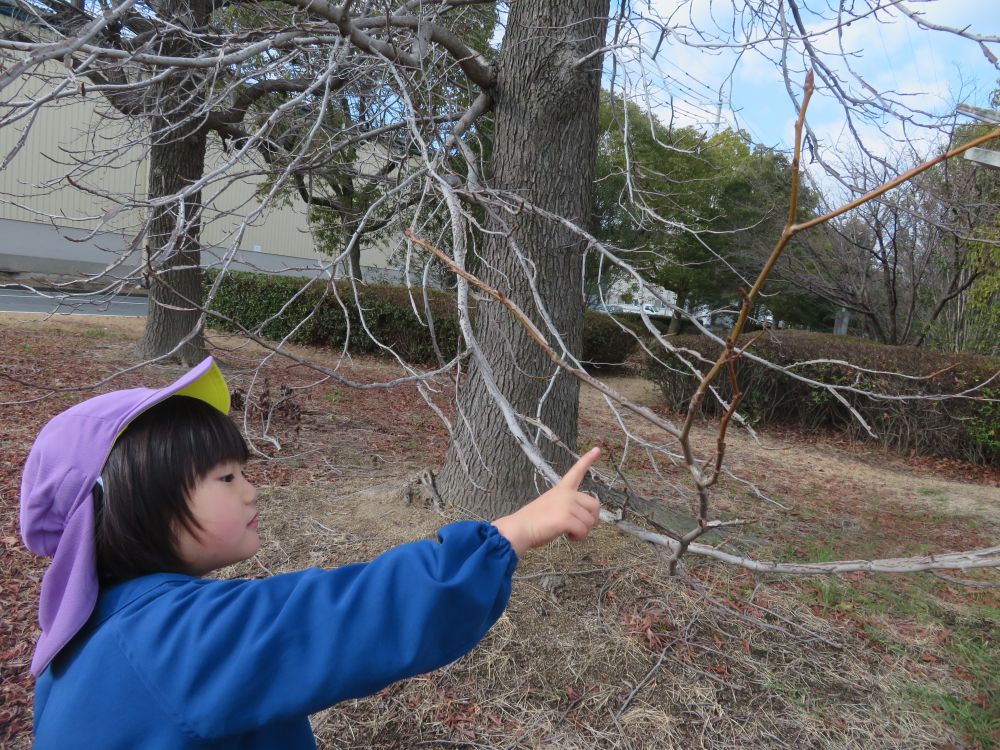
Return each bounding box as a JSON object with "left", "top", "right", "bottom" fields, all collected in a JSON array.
[
  {"left": 220, "top": 484, "right": 958, "bottom": 749},
  {"left": 2, "top": 314, "right": 997, "bottom": 749}
]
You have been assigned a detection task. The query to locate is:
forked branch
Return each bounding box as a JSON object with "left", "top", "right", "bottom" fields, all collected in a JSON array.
[{"left": 405, "top": 69, "right": 1000, "bottom": 578}]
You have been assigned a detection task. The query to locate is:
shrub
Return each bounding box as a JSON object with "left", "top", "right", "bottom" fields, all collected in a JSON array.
[
  {"left": 581, "top": 310, "right": 639, "bottom": 368},
  {"left": 205, "top": 270, "right": 463, "bottom": 363},
  {"left": 614, "top": 312, "right": 692, "bottom": 335},
  {"left": 647, "top": 331, "right": 1000, "bottom": 465},
  {"left": 206, "top": 270, "right": 636, "bottom": 369}
]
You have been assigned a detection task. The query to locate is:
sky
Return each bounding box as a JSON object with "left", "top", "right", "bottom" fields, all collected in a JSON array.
[{"left": 612, "top": 0, "right": 999, "bottom": 168}]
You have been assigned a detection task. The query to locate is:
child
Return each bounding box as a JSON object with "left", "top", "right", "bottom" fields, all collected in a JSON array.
[{"left": 20, "top": 357, "right": 601, "bottom": 748}]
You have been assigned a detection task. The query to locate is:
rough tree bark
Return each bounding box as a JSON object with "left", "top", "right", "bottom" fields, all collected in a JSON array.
[
  {"left": 436, "top": 1, "right": 610, "bottom": 518},
  {"left": 136, "top": 0, "right": 211, "bottom": 364},
  {"left": 136, "top": 121, "right": 208, "bottom": 363},
  {"left": 345, "top": 213, "right": 364, "bottom": 281},
  {"left": 667, "top": 290, "right": 689, "bottom": 335}
]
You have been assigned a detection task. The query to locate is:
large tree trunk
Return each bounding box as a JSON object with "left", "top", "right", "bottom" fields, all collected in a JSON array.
[
  {"left": 137, "top": 0, "right": 211, "bottom": 364},
  {"left": 137, "top": 125, "right": 208, "bottom": 364},
  {"left": 436, "top": 1, "right": 609, "bottom": 518}
]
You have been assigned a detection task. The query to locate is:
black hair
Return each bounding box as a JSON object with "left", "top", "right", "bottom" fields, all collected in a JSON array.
[{"left": 94, "top": 395, "right": 249, "bottom": 583}]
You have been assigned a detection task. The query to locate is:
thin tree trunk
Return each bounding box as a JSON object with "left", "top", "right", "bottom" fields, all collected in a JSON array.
[
  {"left": 347, "top": 226, "right": 364, "bottom": 281},
  {"left": 436, "top": 1, "right": 610, "bottom": 518},
  {"left": 342, "top": 187, "right": 364, "bottom": 281},
  {"left": 914, "top": 264, "right": 981, "bottom": 347}
]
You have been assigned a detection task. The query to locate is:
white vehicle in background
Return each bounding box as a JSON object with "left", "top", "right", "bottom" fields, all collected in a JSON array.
[
  {"left": 590, "top": 302, "right": 626, "bottom": 313},
  {"left": 641, "top": 303, "right": 670, "bottom": 317},
  {"left": 590, "top": 282, "right": 677, "bottom": 317},
  {"left": 589, "top": 302, "right": 671, "bottom": 317}
]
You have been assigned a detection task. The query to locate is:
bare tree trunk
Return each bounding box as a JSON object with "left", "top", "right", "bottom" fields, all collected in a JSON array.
[
  {"left": 436, "top": 0, "right": 609, "bottom": 518},
  {"left": 346, "top": 220, "right": 364, "bottom": 281},
  {"left": 137, "top": 124, "right": 208, "bottom": 364},
  {"left": 136, "top": 0, "right": 211, "bottom": 364},
  {"left": 668, "top": 291, "right": 688, "bottom": 335}
]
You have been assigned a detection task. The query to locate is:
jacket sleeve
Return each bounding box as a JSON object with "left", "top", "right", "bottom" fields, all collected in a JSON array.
[{"left": 110, "top": 520, "right": 518, "bottom": 740}]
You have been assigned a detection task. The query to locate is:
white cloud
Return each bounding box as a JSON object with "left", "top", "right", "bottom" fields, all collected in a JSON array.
[{"left": 608, "top": 0, "right": 996, "bottom": 161}]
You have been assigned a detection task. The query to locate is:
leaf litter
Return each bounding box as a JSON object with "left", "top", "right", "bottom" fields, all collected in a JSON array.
[{"left": 1, "top": 315, "right": 996, "bottom": 749}]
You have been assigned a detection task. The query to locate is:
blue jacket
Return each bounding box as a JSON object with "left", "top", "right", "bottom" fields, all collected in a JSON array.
[{"left": 33, "top": 521, "right": 517, "bottom": 748}]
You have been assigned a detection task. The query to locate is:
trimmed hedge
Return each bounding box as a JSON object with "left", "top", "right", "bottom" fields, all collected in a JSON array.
[
  {"left": 581, "top": 311, "right": 640, "bottom": 368},
  {"left": 647, "top": 331, "right": 1000, "bottom": 465},
  {"left": 206, "top": 270, "right": 463, "bottom": 363},
  {"left": 205, "top": 270, "right": 638, "bottom": 368}
]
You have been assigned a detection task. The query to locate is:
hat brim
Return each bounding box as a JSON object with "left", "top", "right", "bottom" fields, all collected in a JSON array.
[
  {"left": 112, "top": 357, "right": 230, "bottom": 442},
  {"left": 171, "top": 358, "right": 230, "bottom": 415}
]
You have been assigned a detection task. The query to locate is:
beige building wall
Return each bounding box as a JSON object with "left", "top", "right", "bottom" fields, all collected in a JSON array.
[
  {"left": 0, "top": 34, "right": 399, "bottom": 280},
  {"left": 0, "top": 65, "right": 147, "bottom": 233},
  {"left": 200, "top": 142, "right": 316, "bottom": 262},
  {"left": 0, "top": 83, "right": 327, "bottom": 258}
]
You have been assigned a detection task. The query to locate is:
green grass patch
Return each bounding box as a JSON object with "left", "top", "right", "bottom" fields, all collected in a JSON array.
[
  {"left": 917, "top": 487, "right": 949, "bottom": 501},
  {"left": 794, "top": 572, "right": 999, "bottom": 748},
  {"left": 861, "top": 624, "right": 907, "bottom": 656},
  {"left": 804, "top": 578, "right": 852, "bottom": 611},
  {"left": 780, "top": 532, "right": 885, "bottom": 567},
  {"left": 905, "top": 681, "right": 998, "bottom": 749}
]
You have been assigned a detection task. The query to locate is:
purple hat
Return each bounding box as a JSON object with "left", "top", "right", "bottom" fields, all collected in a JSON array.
[{"left": 20, "top": 356, "right": 230, "bottom": 676}]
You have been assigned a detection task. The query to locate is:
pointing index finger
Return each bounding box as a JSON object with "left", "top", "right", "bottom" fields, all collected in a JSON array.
[{"left": 559, "top": 447, "right": 601, "bottom": 490}]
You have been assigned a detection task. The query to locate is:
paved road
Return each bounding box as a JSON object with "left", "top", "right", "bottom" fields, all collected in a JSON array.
[{"left": 0, "top": 288, "right": 147, "bottom": 317}]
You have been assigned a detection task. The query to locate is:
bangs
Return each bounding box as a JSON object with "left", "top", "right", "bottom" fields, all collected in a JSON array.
[{"left": 168, "top": 396, "right": 250, "bottom": 491}]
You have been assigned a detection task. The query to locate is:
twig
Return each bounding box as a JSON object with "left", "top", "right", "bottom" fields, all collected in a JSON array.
[
  {"left": 615, "top": 640, "right": 674, "bottom": 717},
  {"left": 932, "top": 572, "right": 1000, "bottom": 589},
  {"left": 310, "top": 518, "right": 339, "bottom": 535},
  {"left": 685, "top": 575, "right": 843, "bottom": 649},
  {"left": 514, "top": 564, "right": 635, "bottom": 581}
]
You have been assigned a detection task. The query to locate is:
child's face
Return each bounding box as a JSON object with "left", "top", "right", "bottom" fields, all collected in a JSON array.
[{"left": 173, "top": 461, "right": 260, "bottom": 575}]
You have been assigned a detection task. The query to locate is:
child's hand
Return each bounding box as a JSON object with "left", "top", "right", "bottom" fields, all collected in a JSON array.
[{"left": 492, "top": 448, "right": 602, "bottom": 557}]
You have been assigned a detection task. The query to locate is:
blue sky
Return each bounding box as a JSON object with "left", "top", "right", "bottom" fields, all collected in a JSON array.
[{"left": 620, "top": 0, "right": 998, "bottom": 164}]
